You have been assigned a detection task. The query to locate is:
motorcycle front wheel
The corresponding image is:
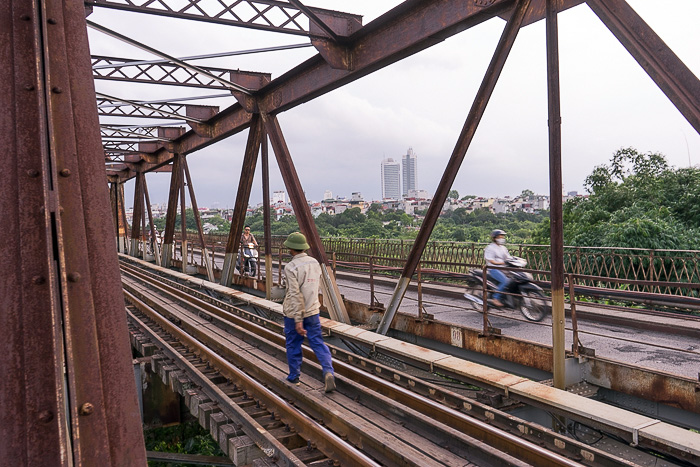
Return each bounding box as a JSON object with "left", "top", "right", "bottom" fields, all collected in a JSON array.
[
  {"left": 462, "top": 285, "right": 485, "bottom": 311},
  {"left": 519, "top": 291, "right": 548, "bottom": 322}
]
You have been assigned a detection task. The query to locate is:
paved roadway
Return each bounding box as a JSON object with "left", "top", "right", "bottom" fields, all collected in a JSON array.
[
  {"left": 332, "top": 273, "right": 700, "bottom": 381},
  {"left": 169, "top": 249, "right": 700, "bottom": 380}
]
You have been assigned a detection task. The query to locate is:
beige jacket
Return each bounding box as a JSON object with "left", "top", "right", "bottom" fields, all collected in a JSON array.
[{"left": 283, "top": 253, "right": 322, "bottom": 322}]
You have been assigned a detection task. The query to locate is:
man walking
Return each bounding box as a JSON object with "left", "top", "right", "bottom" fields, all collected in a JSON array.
[{"left": 282, "top": 232, "right": 336, "bottom": 392}]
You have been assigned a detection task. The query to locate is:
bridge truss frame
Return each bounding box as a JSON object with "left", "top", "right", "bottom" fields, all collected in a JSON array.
[{"left": 2, "top": 0, "right": 699, "bottom": 464}]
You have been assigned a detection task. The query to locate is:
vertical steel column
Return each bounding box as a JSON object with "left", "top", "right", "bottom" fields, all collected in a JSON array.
[
  {"left": 377, "top": 0, "right": 531, "bottom": 335},
  {"left": 129, "top": 172, "right": 144, "bottom": 256},
  {"left": 587, "top": 0, "right": 700, "bottom": 134},
  {"left": 110, "top": 179, "right": 129, "bottom": 253},
  {"left": 546, "top": 0, "right": 566, "bottom": 389},
  {"left": 220, "top": 114, "right": 263, "bottom": 285},
  {"left": 179, "top": 159, "right": 188, "bottom": 273},
  {"left": 262, "top": 130, "right": 273, "bottom": 299},
  {"left": 161, "top": 154, "right": 182, "bottom": 267},
  {"left": 1, "top": 0, "right": 146, "bottom": 464},
  {"left": 142, "top": 174, "right": 161, "bottom": 265},
  {"left": 261, "top": 112, "right": 350, "bottom": 324},
  {"left": 182, "top": 157, "right": 215, "bottom": 281}
]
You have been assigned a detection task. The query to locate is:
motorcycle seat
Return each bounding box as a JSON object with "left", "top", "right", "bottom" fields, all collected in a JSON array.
[{"left": 471, "top": 269, "right": 484, "bottom": 276}]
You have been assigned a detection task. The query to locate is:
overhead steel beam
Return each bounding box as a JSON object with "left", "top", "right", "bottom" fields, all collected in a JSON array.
[
  {"left": 87, "top": 21, "right": 253, "bottom": 94},
  {"left": 87, "top": 0, "right": 362, "bottom": 39},
  {"left": 1, "top": 0, "right": 146, "bottom": 463},
  {"left": 97, "top": 93, "right": 216, "bottom": 122},
  {"left": 586, "top": 0, "right": 700, "bottom": 134},
  {"left": 121, "top": 0, "right": 520, "bottom": 174},
  {"left": 92, "top": 55, "right": 271, "bottom": 91},
  {"left": 376, "top": 0, "right": 532, "bottom": 335}
]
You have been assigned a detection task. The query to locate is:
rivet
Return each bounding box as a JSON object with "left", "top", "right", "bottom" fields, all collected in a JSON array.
[
  {"left": 59, "top": 168, "right": 71, "bottom": 177},
  {"left": 24, "top": 84, "right": 35, "bottom": 91},
  {"left": 38, "top": 410, "right": 54, "bottom": 423},
  {"left": 47, "top": 18, "right": 57, "bottom": 24},
  {"left": 52, "top": 87, "right": 62, "bottom": 94},
  {"left": 59, "top": 206, "right": 64, "bottom": 214},
  {"left": 68, "top": 272, "right": 81, "bottom": 283},
  {"left": 78, "top": 402, "right": 94, "bottom": 416},
  {"left": 26, "top": 169, "right": 40, "bottom": 178},
  {"left": 32, "top": 275, "right": 46, "bottom": 285},
  {"left": 20, "top": 14, "right": 30, "bottom": 21}
]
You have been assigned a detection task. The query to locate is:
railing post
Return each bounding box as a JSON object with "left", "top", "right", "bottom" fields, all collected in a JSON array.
[
  {"left": 568, "top": 273, "right": 581, "bottom": 357},
  {"left": 332, "top": 251, "right": 337, "bottom": 277},
  {"left": 482, "top": 266, "right": 490, "bottom": 336},
  {"left": 417, "top": 262, "right": 423, "bottom": 320},
  {"left": 278, "top": 247, "right": 283, "bottom": 285},
  {"left": 369, "top": 255, "right": 375, "bottom": 307}
]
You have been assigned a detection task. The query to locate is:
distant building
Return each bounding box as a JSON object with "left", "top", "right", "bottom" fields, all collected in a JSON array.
[
  {"left": 402, "top": 147, "right": 417, "bottom": 197},
  {"left": 380, "top": 158, "right": 401, "bottom": 200},
  {"left": 272, "top": 190, "right": 286, "bottom": 204},
  {"left": 323, "top": 189, "right": 333, "bottom": 200}
]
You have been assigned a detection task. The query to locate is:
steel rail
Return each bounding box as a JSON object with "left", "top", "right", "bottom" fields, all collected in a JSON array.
[
  {"left": 125, "top": 291, "right": 380, "bottom": 467},
  {"left": 120, "top": 258, "right": 692, "bottom": 458},
  {"left": 126, "top": 308, "right": 307, "bottom": 466},
  {"left": 123, "top": 279, "right": 473, "bottom": 466},
  {"left": 119, "top": 261, "right": 642, "bottom": 466}
]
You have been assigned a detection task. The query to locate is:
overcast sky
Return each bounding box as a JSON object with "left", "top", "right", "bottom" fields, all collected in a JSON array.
[{"left": 89, "top": 1, "right": 700, "bottom": 209}]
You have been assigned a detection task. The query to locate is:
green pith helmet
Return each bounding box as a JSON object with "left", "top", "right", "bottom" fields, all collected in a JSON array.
[{"left": 284, "top": 232, "right": 310, "bottom": 251}]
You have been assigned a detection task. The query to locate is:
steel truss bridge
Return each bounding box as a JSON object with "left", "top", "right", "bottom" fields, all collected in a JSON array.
[{"left": 2, "top": 0, "right": 699, "bottom": 465}]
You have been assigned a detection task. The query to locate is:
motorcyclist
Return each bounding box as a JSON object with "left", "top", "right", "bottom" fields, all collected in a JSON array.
[
  {"left": 239, "top": 225, "right": 258, "bottom": 275},
  {"left": 240, "top": 225, "right": 258, "bottom": 248},
  {"left": 484, "top": 229, "right": 512, "bottom": 307}
]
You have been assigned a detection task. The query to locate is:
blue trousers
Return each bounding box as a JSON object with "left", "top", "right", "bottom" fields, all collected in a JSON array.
[
  {"left": 284, "top": 314, "right": 334, "bottom": 382},
  {"left": 487, "top": 268, "right": 511, "bottom": 302}
]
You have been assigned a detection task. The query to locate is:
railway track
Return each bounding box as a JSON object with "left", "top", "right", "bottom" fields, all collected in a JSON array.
[{"left": 121, "top": 260, "right": 689, "bottom": 466}]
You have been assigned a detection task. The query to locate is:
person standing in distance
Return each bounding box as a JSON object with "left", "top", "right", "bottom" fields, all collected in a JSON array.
[{"left": 282, "top": 232, "right": 336, "bottom": 393}]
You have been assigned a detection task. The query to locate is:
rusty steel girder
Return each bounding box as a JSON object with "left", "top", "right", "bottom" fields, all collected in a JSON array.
[
  {"left": 92, "top": 54, "right": 272, "bottom": 91},
  {"left": 87, "top": 0, "right": 363, "bottom": 39},
  {"left": 1, "top": 0, "right": 146, "bottom": 464}
]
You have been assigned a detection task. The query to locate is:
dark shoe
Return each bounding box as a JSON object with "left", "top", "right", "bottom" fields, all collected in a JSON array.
[
  {"left": 287, "top": 377, "right": 300, "bottom": 386},
  {"left": 324, "top": 373, "right": 336, "bottom": 393}
]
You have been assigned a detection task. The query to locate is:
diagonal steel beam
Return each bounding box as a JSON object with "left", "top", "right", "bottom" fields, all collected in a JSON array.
[
  {"left": 261, "top": 112, "right": 350, "bottom": 324},
  {"left": 220, "top": 114, "right": 263, "bottom": 286},
  {"left": 376, "top": 0, "right": 532, "bottom": 335},
  {"left": 586, "top": 0, "right": 700, "bottom": 134},
  {"left": 87, "top": 0, "right": 362, "bottom": 39}
]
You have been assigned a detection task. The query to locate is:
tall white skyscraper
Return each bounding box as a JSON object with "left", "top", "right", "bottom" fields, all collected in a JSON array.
[
  {"left": 381, "top": 158, "right": 401, "bottom": 200},
  {"left": 402, "top": 147, "right": 417, "bottom": 196}
]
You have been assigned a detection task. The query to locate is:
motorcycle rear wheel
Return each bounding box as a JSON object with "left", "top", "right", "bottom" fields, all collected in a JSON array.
[{"left": 519, "top": 291, "right": 548, "bottom": 322}]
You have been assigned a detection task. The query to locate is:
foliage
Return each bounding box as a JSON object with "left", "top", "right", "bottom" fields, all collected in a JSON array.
[
  {"left": 536, "top": 147, "right": 700, "bottom": 250},
  {"left": 151, "top": 209, "right": 230, "bottom": 234},
  {"left": 144, "top": 421, "right": 224, "bottom": 466}
]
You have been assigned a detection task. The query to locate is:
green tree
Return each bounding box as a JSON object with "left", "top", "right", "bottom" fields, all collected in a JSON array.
[{"left": 539, "top": 147, "right": 700, "bottom": 249}]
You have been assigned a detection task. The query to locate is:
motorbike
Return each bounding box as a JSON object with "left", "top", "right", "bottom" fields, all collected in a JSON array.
[
  {"left": 462, "top": 256, "right": 550, "bottom": 322},
  {"left": 236, "top": 242, "right": 258, "bottom": 276}
]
